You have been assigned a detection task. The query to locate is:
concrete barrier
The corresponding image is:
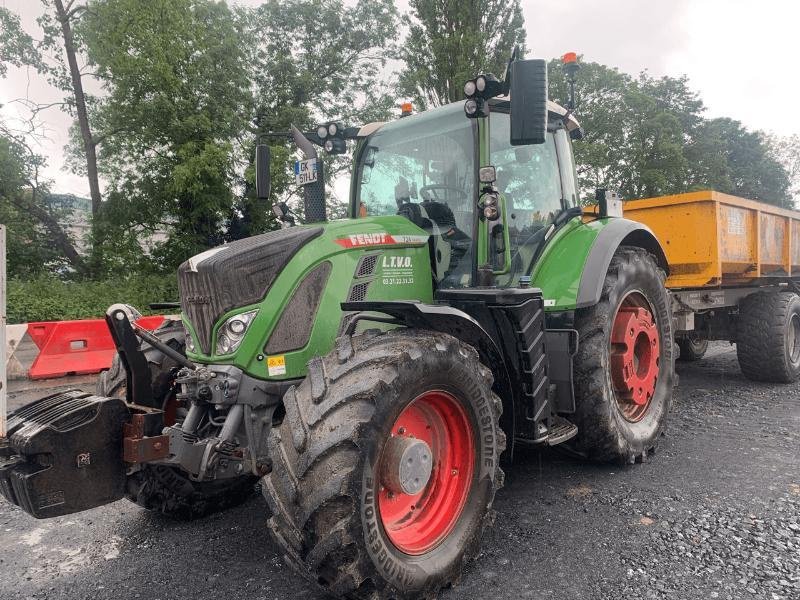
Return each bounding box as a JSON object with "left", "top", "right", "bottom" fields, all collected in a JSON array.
[{"left": 4, "top": 316, "right": 178, "bottom": 381}]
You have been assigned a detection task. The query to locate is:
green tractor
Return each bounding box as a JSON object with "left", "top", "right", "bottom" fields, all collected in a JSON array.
[{"left": 1, "top": 55, "right": 673, "bottom": 599}]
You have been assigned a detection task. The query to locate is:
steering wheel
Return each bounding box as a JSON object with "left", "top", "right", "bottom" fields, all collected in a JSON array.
[{"left": 419, "top": 184, "right": 468, "bottom": 203}]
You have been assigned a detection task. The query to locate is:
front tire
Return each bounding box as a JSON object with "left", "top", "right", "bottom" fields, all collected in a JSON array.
[
  {"left": 571, "top": 246, "right": 674, "bottom": 463},
  {"left": 737, "top": 291, "right": 800, "bottom": 383},
  {"left": 263, "top": 329, "right": 505, "bottom": 599}
]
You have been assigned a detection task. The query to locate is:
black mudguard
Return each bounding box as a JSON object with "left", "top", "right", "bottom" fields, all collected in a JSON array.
[{"left": 576, "top": 219, "right": 668, "bottom": 309}]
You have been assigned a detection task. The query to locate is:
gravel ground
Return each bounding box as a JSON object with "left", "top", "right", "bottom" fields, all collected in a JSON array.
[{"left": 1, "top": 342, "right": 798, "bottom": 600}]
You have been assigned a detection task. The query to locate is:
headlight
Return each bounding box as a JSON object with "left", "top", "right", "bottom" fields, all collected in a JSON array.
[
  {"left": 215, "top": 309, "right": 258, "bottom": 356},
  {"left": 184, "top": 324, "right": 197, "bottom": 353}
]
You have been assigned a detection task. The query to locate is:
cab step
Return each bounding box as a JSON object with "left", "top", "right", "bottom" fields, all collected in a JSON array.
[
  {"left": 514, "top": 415, "right": 578, "bottom": 447},
  {"left": 545, "top": 415, "right": 578, "bottom": 446}
]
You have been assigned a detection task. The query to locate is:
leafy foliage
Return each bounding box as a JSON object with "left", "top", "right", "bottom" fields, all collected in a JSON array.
[
  {"left": 398, "top": 0, "right": 526, "bottom": 108},
  {"left": 80, "top": 0, "right": 251, "bottom": 271},
  {"left": 0, "top": 7, "right": 43, "bottom": 76},
  {"left": 769, "top": 134, "right": 800, "bottom": 206},
  {"left": 0, "top": 133, "right": 82, "bottom": 276},
  {"left": 549, "top": 58, "right": 792, "bottom": 206},
  {"left": 7, "top": 274, "right": 178, "bottom": 323},
  {"left": 237, "top": 0, "right": 398, "bottom": 228}
]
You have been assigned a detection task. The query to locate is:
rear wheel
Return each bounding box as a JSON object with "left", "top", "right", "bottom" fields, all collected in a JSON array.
[
  {"left": 97, "top": 319, "right": 256, "bottom": 519},
  {"left": 737, "top": 291, "right": 800, "bottom": 383},
  {"left": 263, "top": 329, "right": 505, "bottom": 599},
  {"left": 571, "top": 247, "right": 674, "bottom": 463},
  {"left": 677, "top": 334, "right": 708, "bottom": 362}
]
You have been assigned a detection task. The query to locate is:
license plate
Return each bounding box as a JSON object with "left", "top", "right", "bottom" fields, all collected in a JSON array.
[{"left": 294, "top": 158, "right": 318, "bottom": 186}]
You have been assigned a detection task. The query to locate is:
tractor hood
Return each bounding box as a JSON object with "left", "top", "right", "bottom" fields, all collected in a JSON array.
[{"left": 178, "top": 226, "right": 323, "bottom": 354}]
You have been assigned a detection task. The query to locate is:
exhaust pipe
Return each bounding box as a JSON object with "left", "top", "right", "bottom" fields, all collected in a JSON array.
[{"left": 290, "top": 125, "right": 327, "bottom": 223}]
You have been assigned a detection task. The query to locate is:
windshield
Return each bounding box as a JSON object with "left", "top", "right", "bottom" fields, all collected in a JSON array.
[{"left": 355, "top": 105, "right": 476, "bottom": 287}]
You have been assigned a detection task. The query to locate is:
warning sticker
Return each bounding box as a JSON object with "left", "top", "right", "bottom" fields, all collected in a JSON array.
[{"left": 267, "top": 355, "right": 286, "bottom": 376}]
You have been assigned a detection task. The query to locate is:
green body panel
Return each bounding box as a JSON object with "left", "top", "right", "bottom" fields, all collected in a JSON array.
[
  {"left": 528, "top": 216, "right": 610, "bottom": 311},
  {"left": 183, "top": 215, "right": 434, "bottom": 379}
]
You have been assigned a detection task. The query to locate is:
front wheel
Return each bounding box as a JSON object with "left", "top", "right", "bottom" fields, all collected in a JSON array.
[
  {"left": 571, "top": 246, "right": 674, "bottom": 463},
  {"left": 262, "top": 329, "right": 505, "bottom": 599}
]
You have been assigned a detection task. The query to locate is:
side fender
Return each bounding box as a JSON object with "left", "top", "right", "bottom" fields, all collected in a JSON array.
[
  {"left": 341, "top": 300, "right": 517, "bottom": 463},
  {"left": 576, "top": 219, "right": 668, "bottom": 309}
]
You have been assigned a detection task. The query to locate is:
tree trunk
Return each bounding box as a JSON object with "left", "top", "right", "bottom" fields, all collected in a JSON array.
[
  {"left": 10, "top": 194, "right": 84, "bottom": 272},
  {"left": 53, "top": 0, "right": 101, "bottom": 222}
]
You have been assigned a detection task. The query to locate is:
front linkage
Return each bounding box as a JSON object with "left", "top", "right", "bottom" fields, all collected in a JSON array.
[{"left": 0, "top": 304, "right": 286, "bottom": 518}]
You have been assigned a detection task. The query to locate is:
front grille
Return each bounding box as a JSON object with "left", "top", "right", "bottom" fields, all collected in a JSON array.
[{"left": 178, "top": 226, "right": 323, "bottom": 354}]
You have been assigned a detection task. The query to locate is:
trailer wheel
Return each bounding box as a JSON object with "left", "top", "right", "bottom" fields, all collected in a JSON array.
[
  {"left": 97, "top": 319, "right": 256, "bottom": 519},
  {"left": 571, "top": 246, "right": 674, "bottom": 463},
  {"left": 263, "top": 329, "right": 505, "bottom": 600},
  {"left": 737, "top": 291, "right": 800, "bottom": 383},
  {"left": 677, "top": 334, "right": 708, "bottom": 362}
]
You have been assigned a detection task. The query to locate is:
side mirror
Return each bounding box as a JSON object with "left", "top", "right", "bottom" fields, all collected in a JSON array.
[
  {"left": 255, "top": 144, "right": 271, "bottom": 199},
  {"left": 509, "top": 59, "right": 548, "bottom": 146}
]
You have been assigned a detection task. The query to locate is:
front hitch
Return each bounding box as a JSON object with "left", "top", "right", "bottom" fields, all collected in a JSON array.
[{"left": 0, "top": 306, "right": 173, "bottom": 519}]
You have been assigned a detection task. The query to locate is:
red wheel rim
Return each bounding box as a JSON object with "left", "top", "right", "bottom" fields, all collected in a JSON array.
[
  {"left": 377, "top": 390, "right": 475, "bottom": 555},
  {"left": 610, "top": 291, "right": 661, "bottom": 422}
]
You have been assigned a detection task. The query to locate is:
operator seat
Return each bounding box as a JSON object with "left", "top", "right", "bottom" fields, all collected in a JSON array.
[{"left": 397, "top": 199, "right": 470, "bottom": 283}]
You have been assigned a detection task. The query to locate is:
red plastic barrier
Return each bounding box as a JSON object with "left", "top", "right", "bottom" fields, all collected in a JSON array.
[{"left": 27, "top": 316, "right": 168, "bottom": 380}]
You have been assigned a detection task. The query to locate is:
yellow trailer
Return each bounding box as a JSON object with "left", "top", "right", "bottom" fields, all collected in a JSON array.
[
  {"left": 623, "top": 190, "right": 800, "bottom": 289},
  {"left": 618, "top": 190, "right": 800, "bottom": 374}
]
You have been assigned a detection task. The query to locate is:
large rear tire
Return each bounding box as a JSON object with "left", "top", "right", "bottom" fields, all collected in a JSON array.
[
  {"left": 263, "top": 329, "right": 505, "bottom": 599},
  {"left": 737, "top": 291, "right": 800, "bottom": 383},
  {"left": 97, "top": 318, "right": 256, "bottom": 520},
  {"left": 571, "top": 246, "right": 674, "bottom": 463}
]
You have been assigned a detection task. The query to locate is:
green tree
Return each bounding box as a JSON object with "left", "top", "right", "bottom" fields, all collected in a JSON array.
[
  {"left": 235, "top": 0, "right": 398, "bottom": 233},
  {"left": 399, "top": 0, "right": 526, "bottom": 108},
  {"left": 0, "top": 133, "right": 80, "bottom": 276},
  {"left": 0, "top": 7, "right": 43, "bottom": 76},
  {"left": 549, "top": 57, "right": 792, "bottom": 207},
  {"left": 769, "top": 134, "right": 800, "bottom": 207},
  {"left": 688, "top": 118, "right": 791, "bottom": 206},
  {"left": 79, "top": 0, "right": 251, "bottom": 271},
  {"left": 37, "top": 1, "right": 104, "bottom": 238}
]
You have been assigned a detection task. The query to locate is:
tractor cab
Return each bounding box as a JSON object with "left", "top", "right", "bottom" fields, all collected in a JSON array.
[{"left": 351, "top": 99, "right": 583, "bottom": 289}]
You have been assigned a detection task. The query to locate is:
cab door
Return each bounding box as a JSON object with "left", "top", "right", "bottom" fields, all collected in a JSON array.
[{"left": 489, "top": 111, "right": 569, "bottom": 286}]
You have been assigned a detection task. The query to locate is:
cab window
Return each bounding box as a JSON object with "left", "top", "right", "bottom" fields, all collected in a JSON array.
[{"left": 490, "top": 112, "right": 564, "bottom": 285}]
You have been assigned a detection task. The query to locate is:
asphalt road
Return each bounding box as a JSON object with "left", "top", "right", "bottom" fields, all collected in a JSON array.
[{"left": 1, "top": 343, "right": 798, "bottom": 600}]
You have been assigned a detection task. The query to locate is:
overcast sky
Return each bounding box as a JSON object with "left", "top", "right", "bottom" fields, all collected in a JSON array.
[{"left": 1, "top": 0, "right": 798, "bottom": 197}]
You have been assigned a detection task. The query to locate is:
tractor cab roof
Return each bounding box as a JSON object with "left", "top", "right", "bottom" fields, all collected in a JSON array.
[{"left": 356, "top": 99, "right": 581, "bottom": 138}]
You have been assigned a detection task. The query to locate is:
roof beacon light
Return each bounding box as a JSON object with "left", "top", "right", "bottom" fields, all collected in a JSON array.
[{"left": 561, "top": 51, "right": 581, "bottom": 112}]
